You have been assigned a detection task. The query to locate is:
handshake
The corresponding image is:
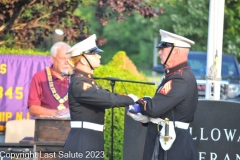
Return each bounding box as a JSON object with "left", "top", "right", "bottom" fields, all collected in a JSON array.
[{"left": 127, "top": 94, "right": 150, "bottom": 123}]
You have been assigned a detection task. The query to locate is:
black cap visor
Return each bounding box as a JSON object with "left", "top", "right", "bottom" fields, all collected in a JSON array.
[
  {"left": 157, "top": 42, "right": 174, "bottom": 49},
  {"left": 83, "top": 47, "right": 103, "bottom": 55}
]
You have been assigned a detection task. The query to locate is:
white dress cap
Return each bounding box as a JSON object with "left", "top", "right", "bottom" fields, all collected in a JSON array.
[
  {"left": 159, "top": 29, "right": 195, "bottom": 48},
  {"left": 66, "top": 34, "right": 103, "bottom": 57}
]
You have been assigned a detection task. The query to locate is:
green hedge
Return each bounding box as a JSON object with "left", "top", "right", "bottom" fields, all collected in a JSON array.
[
  {"left": 0, "top": 48, "right": 156, "bottom": 160},
  {"left": 0, "top": 46, "right": 49, "bottom": 55},
  {"left": 94, "top": 51, "right": 156, "bottom": 160}
]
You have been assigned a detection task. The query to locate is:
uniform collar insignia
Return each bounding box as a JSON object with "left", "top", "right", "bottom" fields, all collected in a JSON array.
[
  {"left": 74, "top": 69, "right": 93, "bottom": 79},
  {"left": 165, "top": 62, "right": 189, "bottom": 75}
]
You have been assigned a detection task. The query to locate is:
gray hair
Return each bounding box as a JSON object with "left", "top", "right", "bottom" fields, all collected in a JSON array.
[{"left": 50, "top": 42, "right": 71, "bottom": 57}]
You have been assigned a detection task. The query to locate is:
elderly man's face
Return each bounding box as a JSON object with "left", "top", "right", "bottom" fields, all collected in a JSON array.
[{"left": 52, "top": 45, "right": 71, "bottom": 73}]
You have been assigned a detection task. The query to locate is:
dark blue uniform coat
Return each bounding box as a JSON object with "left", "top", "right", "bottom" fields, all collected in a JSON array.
[
  {"left": 61, "top": 69, "right": 134, "bottom": 160},
  {"left": 141, "top": 62, "right": 198, "bottom": 160}
]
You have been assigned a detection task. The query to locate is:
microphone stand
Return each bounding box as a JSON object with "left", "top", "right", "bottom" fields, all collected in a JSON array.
[{"left": 93, "top": 76, "right": 155, "bottom": 160}]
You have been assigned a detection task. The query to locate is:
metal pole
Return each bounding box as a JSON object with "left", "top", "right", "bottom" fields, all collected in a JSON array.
[{"left": 205, "top": 0, "right": 225, "bottom": 100}]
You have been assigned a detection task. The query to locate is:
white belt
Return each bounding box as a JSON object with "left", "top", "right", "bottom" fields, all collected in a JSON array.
[
  {"left": 70, "top": 121, "right": 104, "bottom": 132},
  {"left": 149, "top": 118, "right": 189, "bottom": 129}
]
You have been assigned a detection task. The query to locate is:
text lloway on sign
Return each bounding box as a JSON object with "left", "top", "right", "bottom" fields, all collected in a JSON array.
[{"left": 189, "top": 100, "right": 240, "bottom": 160}]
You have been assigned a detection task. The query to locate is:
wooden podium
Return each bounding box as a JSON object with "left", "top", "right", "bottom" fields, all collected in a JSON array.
[{"left": 34, "top": 117, "right": 70, "bottom": 160}]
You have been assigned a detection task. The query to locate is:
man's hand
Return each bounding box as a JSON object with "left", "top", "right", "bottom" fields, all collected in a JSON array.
[
  {"left": 56, "top": 108, "right": 70, "bottom": 116},
  {"left": 128, "top": 94, "right": 139, "bottom": 102},
  {"left": 143, "top": 96, "right": 152, "bottom": 101},
  {"left": 127, "top": 112, "right": 149, "bottom": 123},
  {"left": 136, "top": 96, "right": 152, "bottom": 111}
]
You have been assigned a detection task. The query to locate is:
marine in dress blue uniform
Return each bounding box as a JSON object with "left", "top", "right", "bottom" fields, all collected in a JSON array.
[
  {"left": 128, "top": 30, "right": 199, "bottom": 160},
  {"left": 61, "top": 34, "right": 137, "bottom": 160}
]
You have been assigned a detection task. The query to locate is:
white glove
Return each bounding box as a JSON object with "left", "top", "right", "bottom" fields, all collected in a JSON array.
[
  {"left": 127, "top": 112, "right": 149, "bottom": 123},
  {"left": 128, "top": 94, "right": 139, "bottom": 102}
]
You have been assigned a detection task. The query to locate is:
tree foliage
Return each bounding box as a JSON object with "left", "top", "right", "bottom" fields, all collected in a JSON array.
[
  {"left": 0, "top": 0, "right": 85, "bottom": 48},
  {"left": 151, "top": 0, "right": 209, "bottom": 52},
  {"left": 0, "top": 0, "right": 158, "bottom": 48},
  {"left": 79, "top": 1, "right": 164, "bottom": 67},
  {"left": 153, "top": 0, "right": 240, "bottom": 57},
  {"left": 2, "top": 0, "right": 240, "bottom": 69},
  {"left": 224, "top": 0, "right": 240, "bottom": 56},
  {"left": 97, "top": 0, "right": 158, "bottom": 25},
  {"left": 92, "top": 0, "right": 240, "bottom": 67}
]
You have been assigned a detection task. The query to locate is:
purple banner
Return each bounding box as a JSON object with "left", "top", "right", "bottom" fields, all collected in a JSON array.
[{"left": 0, "top": 55, "right": 52, "bottom": 131}]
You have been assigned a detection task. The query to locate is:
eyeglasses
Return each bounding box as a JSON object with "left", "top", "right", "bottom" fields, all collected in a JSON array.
[{"left": 156, "top": 42, "right": 174, "bottom": 49}]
